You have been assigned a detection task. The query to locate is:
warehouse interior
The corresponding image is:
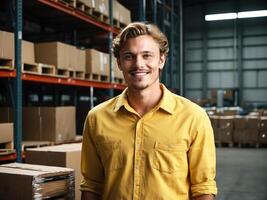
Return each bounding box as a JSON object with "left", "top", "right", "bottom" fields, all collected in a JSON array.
[{"left": 0, "top": 0, "right": 267, "bottom": 199}]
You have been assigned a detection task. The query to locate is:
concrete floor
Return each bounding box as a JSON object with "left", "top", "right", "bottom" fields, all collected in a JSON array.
[{"left": 216, "top": 148, "right": 267, "bottom": 200}]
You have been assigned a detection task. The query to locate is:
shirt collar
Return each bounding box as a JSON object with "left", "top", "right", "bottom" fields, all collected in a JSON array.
[{"left": 113, "top": 84, "right": 176, "bottom": 115}]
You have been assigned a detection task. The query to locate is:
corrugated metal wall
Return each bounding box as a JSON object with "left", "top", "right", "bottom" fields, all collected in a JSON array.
[{"left": 184, "top": 0, "right": 267, "bottom": 106}]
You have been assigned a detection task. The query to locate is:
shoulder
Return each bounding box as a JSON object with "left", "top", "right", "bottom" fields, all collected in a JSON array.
[
  {"left": 169, "top": 92, "right": 207, "bottom": 117},
  {"left": 88, "top": 96, "right": 119, "bottom": 116}
]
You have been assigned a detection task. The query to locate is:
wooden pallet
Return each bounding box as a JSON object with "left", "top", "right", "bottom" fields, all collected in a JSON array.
[
  {"left": 92, "top": 10, "right": 109, "bottom": 24},
  {"left": 56, "top": 68, "right": 70, "bottom": 78},
  {"left": 76, "top": 0, "right": 93, "bottom": 15},
  {"left": 0, "top": 58, "right": 14, "bottom": 69},
  {"left": 113, "top": 77, "right": 124, "bottom": 84},
  {"left": 74, "top": 71, "right": 85, "bottom": 79},
  {"left": 22, "top": 63, "right": 39, "bottom": 74},
  {"left": 85, "top": 73, "right": 108, "bottom": 82},
  {"left": 113, "top": 19, "right": 125, "bottom": 29},
  {"left": 215, "top": 141, "right": 234, "bottom": 148},
  {"left": 37, "top": 63, "right": 56, "bottom": 76},
  {"left": 56, "top": 0, "right": 76, "bottom": 7},
  {"left": 0, "top": 141, "right": 14, "bottom": 150},
  {"left": 22, "top": 141, "right": 53, "bottom": 151}
]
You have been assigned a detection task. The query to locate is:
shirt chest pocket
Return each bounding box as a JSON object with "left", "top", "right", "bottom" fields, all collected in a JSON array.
[
  {"left": 153, "top": 142, "right": 187, "bottom": 173},
  {"left": 97, "top": 140, "right": 123, "bottom": 171}
]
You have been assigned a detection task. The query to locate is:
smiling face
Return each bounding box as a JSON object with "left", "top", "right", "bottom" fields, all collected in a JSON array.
[{"left": 117, "top": 35, "right": 166, "bottom": 92}]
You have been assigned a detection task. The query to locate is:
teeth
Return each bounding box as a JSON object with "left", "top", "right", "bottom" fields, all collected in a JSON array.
[{"left": 130, "top": 71, "right": 148, "bottom": 76}]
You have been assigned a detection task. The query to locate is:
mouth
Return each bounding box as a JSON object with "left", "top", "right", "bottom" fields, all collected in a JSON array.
[{"left": 129, "top": 70, "right": 150, "bottom": 77}]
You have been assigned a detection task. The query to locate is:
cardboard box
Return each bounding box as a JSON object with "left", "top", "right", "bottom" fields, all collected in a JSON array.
[
  {"left": 218, "top": 128, "right": 233, "bottom": 143},
  {"left": 233, "top": 129, "right": 248, "bottom": 143},
  {"left": 234, "top": 116, "right": 247, "bottom": 129},
  {"left": 112, "top": 0, "right": 120, "bottom": 21},
  {"left": 0, "top": 123, "right": 13, "bottom": 143},
  {"left": 26, "top": 143, "right": 82, "bottom": 200},
  {"left": 85, "top": 49, "right": 109, "bottom": 76},
  {"left": 95, "top": 0, "right": 109, "bottom": 16},
  {"left": 75, "top": 48, "right": 86, "bottom": 72},
  {"left": 260, "top": 116, "right": 267, "bottom": 131},
  {"left": 0, "top": 107, "right": 13, "bottom": 122},
  {"left": 119, "top": 3, "right": 131, "bottom": 25},
  {"left": 22, "top": 40, "right": 35, "bottom": 64},
  {"left": 218, "top": 116, "right": 234, "bottom": 129},
  {"left": 35, "top": 42, "right": 71, "bottom": 70},
  {"left": 259, "top": 131, "right": 267, "bottom": 144},
  {"left": 0, "top": 30, "right": 14, "bottom": 59},
  {"left": 247, "top": 116, "right": 259, "bottom": 129},
  {"left": 0, "top": 163, "right": 74, "bottom": 200},
  {"left": 23, "top": 106, "right": 76, "bottom": 143}
]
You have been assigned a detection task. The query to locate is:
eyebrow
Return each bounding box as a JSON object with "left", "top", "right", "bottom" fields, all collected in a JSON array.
[{"left": 121, "top": 51, "right": 154, "bottom": 55}]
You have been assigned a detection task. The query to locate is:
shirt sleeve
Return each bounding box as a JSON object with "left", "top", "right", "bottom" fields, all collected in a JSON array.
[
  {"left": 80, "top": 113, "right": 105, "bottom": 195},
  {"left": 188, "top": 111, "right": 218, "bottom": 198}
]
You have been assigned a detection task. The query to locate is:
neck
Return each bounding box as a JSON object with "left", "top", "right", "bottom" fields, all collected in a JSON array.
[{"left": 127, "top": 84, "right": 163, "bottom": 117}]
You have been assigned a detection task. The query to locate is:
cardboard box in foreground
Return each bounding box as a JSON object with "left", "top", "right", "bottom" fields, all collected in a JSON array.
[
  {"left": 0, "top": 163, "right": 74, "bottom": 200},
  {"left": 26, "top": 143, "right": 82, "bottom": 200}
]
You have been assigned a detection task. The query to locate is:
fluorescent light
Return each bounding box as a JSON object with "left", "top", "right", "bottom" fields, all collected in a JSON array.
[
  {"left": 205, "top": 13, "right": 237, "bottom": 21},
  {"left": 238, "top": 10, "right": 267, "bottom": 18}
]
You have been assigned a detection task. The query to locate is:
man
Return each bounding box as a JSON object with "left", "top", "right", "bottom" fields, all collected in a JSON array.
[{"left": 80, "top": 22, "right": 217, "bottom": 200}]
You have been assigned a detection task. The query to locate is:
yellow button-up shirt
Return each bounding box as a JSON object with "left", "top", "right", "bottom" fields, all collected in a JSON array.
[{"left": 80, "top": 85, "right": 217, "bottom": 200}]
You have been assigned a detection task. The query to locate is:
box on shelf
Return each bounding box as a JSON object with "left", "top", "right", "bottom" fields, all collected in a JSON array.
[
  {"left": 260, "top": 116, "right": 267, "bottom": 131},
  {"left": 119, "top": 3, "right": 131, "bottom": 25},
  {"left": 94, "top": 0, "right": 109, "bottom": 16},
  {"left": 0, "top": 123, "right": 13, "bottom": 143},
  {"left": 112, "top": 0, "right": 120, "bottom": 22},
  {"left": 75, "top": 48, "right": 86, "bottom": 72},
  {"left": 0, "top": 30, "right": 14, "bottom": 60},
  {"left": 85, "top": 49, "right": 109, "bottom": 76},
  {"left": 35, "top": 42, "right": 71, "bottom": 70},
  {"left": 0, "top": 163, "right": 74, "bottom": 200},
  {"left": 23, "top": 106, "right": 76, "bottom": 143},
  {"left": 26, "top": 143, "right": 82, "bottom": 200},
  {"left": 22, "top": 40, "right": 35, "bottom": 64}
]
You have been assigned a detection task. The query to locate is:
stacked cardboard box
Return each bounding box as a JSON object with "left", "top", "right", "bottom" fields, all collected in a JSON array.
[
  {"left": 0, "top": 107, "right": 13, "bottom": 145},
  {"left": 218, "top": 116, "right": 234, "bottom": 144},
  {"left": 112, "top": 0, "right": 131, "bottom": 26},
  {"left": 112, "top": 56, "right": 124, "bottom": 82},
  {"left": 233, "top": 116, "right": 259, "bottom": 144},
  {"left": 259, "top": 116, "right": 267, "bottom": 144},
  {"left": 0, "top": 123, "right": 13, "bottom": 144},
  {"left": 22, "top": 40, "right": 35, "bottom": 64},
  {"left": 26, "top": 143, "right": 82, "bottom": 200},
  {"left": 23, "top": 106, "right": 76, "bottom": 143},
  {"left": 95, "top": 0, "right": 109, "bottom": 16},
  {"left": 0, "top": 163, "right": 74, "bottom": 200},
  {"left": 209, "top": 115, "right": 220, "bottom": 143},
  {"left": 85, "top": 49, "right": 109, "bottom": 78},
  {"left": 0, "top": 30, "right": 14, "bottom": 60},
  {"left": 35, "top": 42, "right": 86, "bottom": 74}
]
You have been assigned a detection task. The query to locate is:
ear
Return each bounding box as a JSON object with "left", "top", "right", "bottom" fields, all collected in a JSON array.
[
  {"left": 159, "top": 54, "right": 166, "bottom": 70},
  {"left": 116, "top": 57, "right": 122, "bottom": 71}
]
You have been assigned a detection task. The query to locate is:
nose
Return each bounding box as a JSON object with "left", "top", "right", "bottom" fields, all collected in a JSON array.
[{"left": 135, "top": 55, "right": 145, "bottom": 68}]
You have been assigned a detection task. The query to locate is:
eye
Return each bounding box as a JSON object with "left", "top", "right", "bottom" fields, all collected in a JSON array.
[
  {"left": 143, "top": 53, "right": 153, "bottom": 59},
  {"left": 122, "top": 53, "right": 134, "bottom": 60}
]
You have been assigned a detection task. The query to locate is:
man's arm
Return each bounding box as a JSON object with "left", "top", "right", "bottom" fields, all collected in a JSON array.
[
  {"left": 194, "top": 194, "right": 215, "bottom": 200},
  {"left": 81, "top": 191, "right": 102, "bottom": 200}
]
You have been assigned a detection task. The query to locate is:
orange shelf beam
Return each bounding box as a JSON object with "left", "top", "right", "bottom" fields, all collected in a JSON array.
[
  {"left": 0, "top": 69, "right": 16, "bottom": 77},
  {"left": 0, "top": 69, "right": 125, "bottom": 90},
  {"left": 22, "top": 73, "right": 125, "bottom": 90}
]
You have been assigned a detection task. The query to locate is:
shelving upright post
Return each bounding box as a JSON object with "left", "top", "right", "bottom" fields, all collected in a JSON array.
[{"left": 14, "top": 0, "right": 23, "bottom": 162}]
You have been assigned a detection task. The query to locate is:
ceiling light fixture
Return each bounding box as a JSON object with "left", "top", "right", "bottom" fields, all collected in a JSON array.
[
  {"left": 238, "top": 10, "right": 267, "bottom": 18},
  {"left": 205, "top": 10, "right": 267, "bottom": 21}
]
